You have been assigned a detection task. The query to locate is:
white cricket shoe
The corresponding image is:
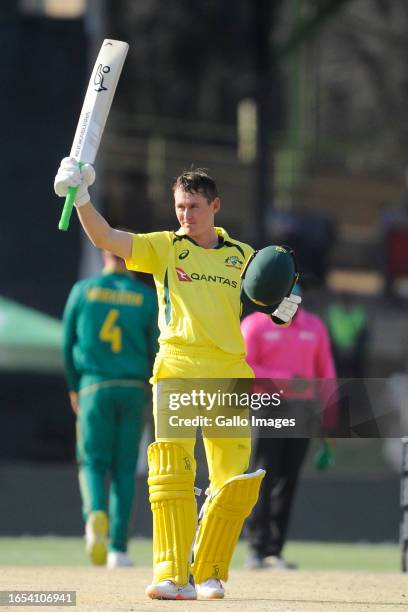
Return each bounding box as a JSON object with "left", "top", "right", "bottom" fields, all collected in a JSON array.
[
  {"left": 196, "top": 578, "right": 225, "bottom": 599},
  {"left": 145, "top": 580, "right": 197, "bottom": 600},
  {"left": 107, "top": 551, "right": 134, "bottom": 568},
  {"left": 85, "top": 511, "right": 108, "bottom": 566}
]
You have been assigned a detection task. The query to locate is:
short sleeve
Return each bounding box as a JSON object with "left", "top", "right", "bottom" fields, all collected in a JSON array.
[{"left": 125, "top": 232, "right": 171, "bottom": 275}]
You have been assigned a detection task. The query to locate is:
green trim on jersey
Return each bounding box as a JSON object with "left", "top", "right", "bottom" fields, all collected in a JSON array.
[{"left": 163, "top": 269, "right": 171, "bottom": 325}]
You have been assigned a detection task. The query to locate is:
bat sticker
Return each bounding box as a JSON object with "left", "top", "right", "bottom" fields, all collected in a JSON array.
[{"left": 94, "top": 64, "right": 111, "bottom": 92}]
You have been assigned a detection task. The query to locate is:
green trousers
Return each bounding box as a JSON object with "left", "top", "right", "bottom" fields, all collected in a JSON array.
[{"left": 77, "top": 381, "right": 146, "bottom": 552}]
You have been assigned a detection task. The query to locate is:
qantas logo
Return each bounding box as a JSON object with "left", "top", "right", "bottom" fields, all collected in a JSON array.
[
  {"left": 176, "top": 267, "right": 192, "bottom": 282},
  {"left": 175, "top": 268, "right": 237, "bottom": 288}
]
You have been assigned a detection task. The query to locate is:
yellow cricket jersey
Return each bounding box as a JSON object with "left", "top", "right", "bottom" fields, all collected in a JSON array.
[{"left": 125, "top": 227, "right": 254, "bottom": 356}]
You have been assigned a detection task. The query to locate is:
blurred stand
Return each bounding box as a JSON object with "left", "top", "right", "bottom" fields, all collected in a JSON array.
[
  {"left": 0, "top": 4, "right": 89, "bottom": 480},
  {"left": 380, "top": 170, "right": 408, "bottom": 300},
  {"left": 0, "top": 2, "right": 88, "bottom": 316},
  {"left": 266, "top": 208, "right": 336, "bottom": 286}
]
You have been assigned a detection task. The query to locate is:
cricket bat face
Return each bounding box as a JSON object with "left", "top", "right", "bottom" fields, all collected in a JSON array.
[{"left": 70, "top": 39, "right": 129, "bottom": 164}]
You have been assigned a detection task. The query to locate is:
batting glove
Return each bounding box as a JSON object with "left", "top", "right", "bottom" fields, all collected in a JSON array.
[
  {"left": 272, "top": 292, "right": 302, "bottom": 323},
  {"left": 54, "top": 156, "right": 95, "bottom": 207}
]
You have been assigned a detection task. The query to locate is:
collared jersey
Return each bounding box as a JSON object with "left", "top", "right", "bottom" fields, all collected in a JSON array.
[
  {"left": 125, "top": 227, "right": 254, "bottom": 356},
  {"left": 241, "top": 308, "right": 336, "bottom": 381}
]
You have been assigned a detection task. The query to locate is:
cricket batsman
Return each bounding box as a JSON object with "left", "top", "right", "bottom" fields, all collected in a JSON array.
[{"left": 54, "top": 158, "right": 301, "bottom": 599}]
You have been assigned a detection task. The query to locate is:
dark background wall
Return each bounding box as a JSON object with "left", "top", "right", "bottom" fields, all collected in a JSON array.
[
  {"left": 0, "top": 462, "right": 399, "bottom": 543},
  {"left": 0, "top": 12, "right": 86, "bottom": 318},
  {"left": 0, "top": 374, "right": 74, "bottom": 462}
]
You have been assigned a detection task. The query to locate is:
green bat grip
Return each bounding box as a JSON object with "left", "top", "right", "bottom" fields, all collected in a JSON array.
[
  {"left": 58, "top": 161, "right": 84, "bottom": 232},
  {"left": 58, "top": 187, "right": 77, "bottom": 231}
]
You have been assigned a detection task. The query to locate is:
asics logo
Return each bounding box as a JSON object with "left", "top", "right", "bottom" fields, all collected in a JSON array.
[{"left": 179, "top": 249, "right": 190, "bottom": 260}]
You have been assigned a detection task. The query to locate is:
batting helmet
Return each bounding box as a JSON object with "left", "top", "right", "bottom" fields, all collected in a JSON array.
[{"left": 241, "top": 245, "right": 298, "bottom": 314}]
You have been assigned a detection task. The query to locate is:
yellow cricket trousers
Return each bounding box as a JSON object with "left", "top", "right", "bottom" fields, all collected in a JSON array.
[{"left": 151, "top": 345, "right": 254, "bottom": 492}]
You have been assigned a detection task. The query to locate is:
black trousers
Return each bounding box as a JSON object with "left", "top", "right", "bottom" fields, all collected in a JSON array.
[{"left": 247, "top": 436, "right": 310, "bottom": 557}]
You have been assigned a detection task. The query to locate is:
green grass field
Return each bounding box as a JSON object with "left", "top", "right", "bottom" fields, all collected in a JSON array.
[{"left": 0, "top": 538, "right": 400, "bottom": 572}]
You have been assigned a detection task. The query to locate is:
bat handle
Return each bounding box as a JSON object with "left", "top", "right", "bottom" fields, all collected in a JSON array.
[
  {"left": 58, "top": 161, "right": 83, "bottom": 232},
  {"left": 58, "top": 187, "right": 77, "bottom": 231}
]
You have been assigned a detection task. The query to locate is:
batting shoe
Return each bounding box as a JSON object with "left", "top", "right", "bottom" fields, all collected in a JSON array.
[
  {"left": 107, "top": 551, "right": 134, "bottom": 569},
  {"left": 145, "top": 580, "right": 197, "bottom": 600},
  {"left": 85, "top": 511, "right": 108, "bottom": 566},
  {"left": 196, "top": 578, "right": 225, "bottom": 599}
]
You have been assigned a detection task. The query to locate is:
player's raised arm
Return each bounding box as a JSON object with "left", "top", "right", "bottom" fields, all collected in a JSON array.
[{"left": 54, "top": 157, "right": 132, "bottom": 260}]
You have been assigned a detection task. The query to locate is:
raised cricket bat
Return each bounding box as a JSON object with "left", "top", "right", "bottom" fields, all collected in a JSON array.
[{"left": 58, "top": 39, "right": 129, "bottom": 231}]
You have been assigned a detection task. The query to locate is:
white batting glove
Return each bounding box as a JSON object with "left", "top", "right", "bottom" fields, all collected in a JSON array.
[
  {"left": 272, "top": 293, "right": 302, "bottom": 323},
  {"left": 54, "top": 156, "right": 95, "bottom": 207}
]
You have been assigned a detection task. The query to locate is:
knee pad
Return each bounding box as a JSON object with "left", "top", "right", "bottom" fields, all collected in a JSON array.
[
  {"left": 148, "top": 441, "right": 197, "bottom": 585},
  {"left": 192, "top": 469, "right": 265, "bottom": 583}
]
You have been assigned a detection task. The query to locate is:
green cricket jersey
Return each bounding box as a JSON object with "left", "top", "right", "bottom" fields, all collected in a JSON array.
[{"left": 63, "top": 271, "right": 159, "bottom": 392}]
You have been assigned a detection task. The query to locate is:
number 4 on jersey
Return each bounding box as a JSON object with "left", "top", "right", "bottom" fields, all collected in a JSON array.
[{"left": 99, "top": 309, "right": 122, "bottom": 352}]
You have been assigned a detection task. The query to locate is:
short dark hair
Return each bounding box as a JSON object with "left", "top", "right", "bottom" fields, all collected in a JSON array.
[{"left": 172, "top": 168, "right": 218, "bottom": 203}]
